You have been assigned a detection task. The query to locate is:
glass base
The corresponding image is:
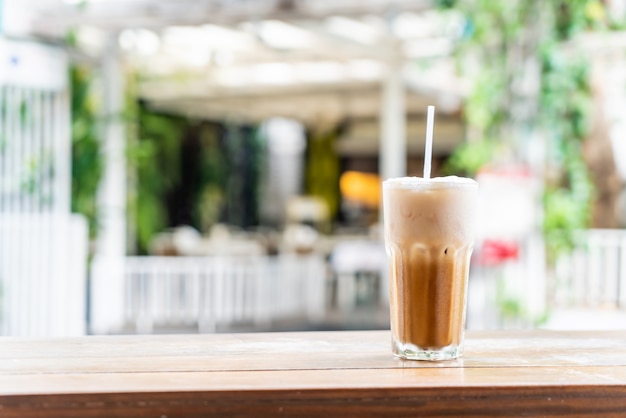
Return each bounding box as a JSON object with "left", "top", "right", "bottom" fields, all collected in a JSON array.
[{"left": 393, "top": 340, "right": 462, "bottom": 361}]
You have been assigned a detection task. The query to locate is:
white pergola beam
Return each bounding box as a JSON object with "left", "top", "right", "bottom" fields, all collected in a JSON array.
[
  {"left": 91, "top": 36, "right": 127, "bottom": 333},
  {"left": 40, "top": 0, "right": 432, "bottom": 31}
]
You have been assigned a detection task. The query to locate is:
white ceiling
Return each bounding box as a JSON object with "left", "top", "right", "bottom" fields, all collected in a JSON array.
[{"left": 35, "top": 0, "right": 467, "bottom": 124}]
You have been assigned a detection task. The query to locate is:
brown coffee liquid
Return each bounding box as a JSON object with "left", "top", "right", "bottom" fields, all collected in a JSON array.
[{"left": 388, "top": 244, "right": 471, "bottom": 349}]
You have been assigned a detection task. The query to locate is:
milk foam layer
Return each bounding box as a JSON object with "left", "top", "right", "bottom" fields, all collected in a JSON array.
[
  {"left": 383, "top": 176, "right": 477, "bottom": 190},
  {"left": 383, "top": 176, "right": 477, "bottom": 246}
]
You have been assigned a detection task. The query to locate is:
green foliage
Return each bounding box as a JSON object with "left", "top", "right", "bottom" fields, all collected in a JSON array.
[
  {"left": 495, "top": 275, "right": 525, "bottom": 320},
  {"left": 221, "top": 124, "right": 262, "bottom": 229},
  {"left": 441, "top": 0, "right": 543, "bottom": 177},
  {"left": 194, "top": 124, "right": 228, "bottom": 232},
  {"left": 306, "top": 128, "right": 340, "bottom": 221},
  {"left": 463, "top": 71, "right": 507, "bottom": 135},
  {"left": 540, "top": 46, "right": 594, "bottom": 258},
  {"left": 539, "top": 0, "right": 600, "bottom": 257},
  {"left": 128, "top": 102, "right": 249, "bottom": 253},
  {"left": 494, "top": 272, "right": 549, "bottom": 327},
  {"left": 130, "top": 106, "right": 185, "bottom": 253},
  {"left": 70, "top": 64, "right": 103, "bottom": 239},
  {"left": 444, "top": 138, "right": 496, "bottom": 177},
  {"left": 442, "top": 0, "right": 605, "bottom": 260},
  {"left": 66, "top": 29, "right": 104, "bottom": 240}
]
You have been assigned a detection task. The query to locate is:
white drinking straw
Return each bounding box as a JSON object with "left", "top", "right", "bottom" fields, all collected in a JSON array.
[{"left": 423, "top": 105, "right": 435, "bottom": 179}]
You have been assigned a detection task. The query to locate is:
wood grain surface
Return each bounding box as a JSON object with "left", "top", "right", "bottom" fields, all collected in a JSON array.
[{"left": 1, "top": 330, "right": 625, "bottom": 417}]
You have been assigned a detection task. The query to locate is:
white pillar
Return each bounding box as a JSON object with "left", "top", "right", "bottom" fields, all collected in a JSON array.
[
  {"left": 379, "top": 60, "right": 406, "bottom": 180},
  {"left": 92, "top": 36, "right": 127, "bottom": 334},
  {"left": 98, "top": 37, "right": 126, "bottom": 260}
]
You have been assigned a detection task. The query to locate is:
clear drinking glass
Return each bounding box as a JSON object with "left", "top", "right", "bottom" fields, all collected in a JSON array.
[{"left": 383, "top": 176, "right": 478, "bottom": 361}]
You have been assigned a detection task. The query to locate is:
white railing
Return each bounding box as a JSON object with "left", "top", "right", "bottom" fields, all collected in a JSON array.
[
  {"left": 466, "top": 233, "right": 547, "bottom": 330},
  {"left": 0, "top": 39, "right": 85, "bottom": 336},
  {"left": 467, "top": 229, "right": 626, "bottom": 330},
  {"left": 91, "top": 254, "right": 327, "bottom": 334},
  {"left": 551, "top": 229, "right": 626, "bottom": 309},
  {"left": 90, "top": 229, "right": 626, "bottom": 334},
  {"left": 0, "top": 214, "right": 87, "bottom": 336},
  {"left": 542, "top": 229, "right": 626, "bottom": 330}
]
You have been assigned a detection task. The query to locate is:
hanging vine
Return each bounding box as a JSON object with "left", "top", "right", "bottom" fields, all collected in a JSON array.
[
  {"left": 440, "top": 0, "right": 610, "bottom": 260},
  {"left": 69, "top": 54, "right": 103, "bottom": 239}
]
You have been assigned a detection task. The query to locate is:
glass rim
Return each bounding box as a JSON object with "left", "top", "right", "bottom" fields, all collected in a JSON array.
[{"left": 383, "top": 176, "right": 478, "bottom": 190}]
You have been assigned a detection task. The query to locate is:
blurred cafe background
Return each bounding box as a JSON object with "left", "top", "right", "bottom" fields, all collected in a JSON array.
[{"left": 1, "top": 0, "right": 626, "bottom": 336}]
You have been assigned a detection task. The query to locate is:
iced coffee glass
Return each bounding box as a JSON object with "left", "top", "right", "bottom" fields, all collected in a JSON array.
[{"left": 383, "top": 176, "right": 478, "bottom": 361}]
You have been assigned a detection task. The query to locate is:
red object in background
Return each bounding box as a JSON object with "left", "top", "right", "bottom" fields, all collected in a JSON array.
[{"left": 476, "top": 239, "right": 520, "bottom": 266}]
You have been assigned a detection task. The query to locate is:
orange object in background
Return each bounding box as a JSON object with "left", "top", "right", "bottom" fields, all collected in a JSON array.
[{"left": 339, "top": 171, "right": 381, "bottom": 208}]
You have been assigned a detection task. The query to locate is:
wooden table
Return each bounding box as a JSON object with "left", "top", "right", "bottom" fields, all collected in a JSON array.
[{"left": 1, "top": 330, "right": 626, "bottom": 417}]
